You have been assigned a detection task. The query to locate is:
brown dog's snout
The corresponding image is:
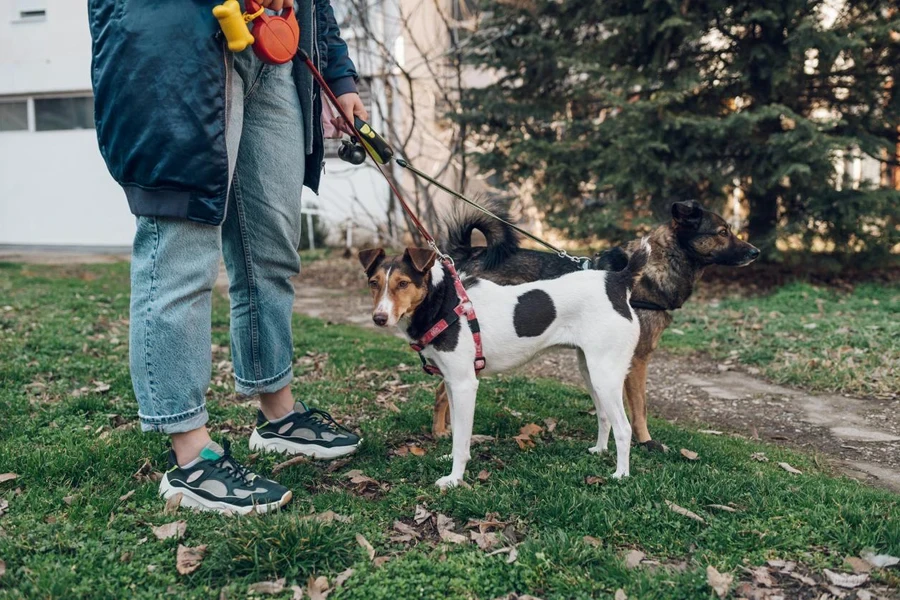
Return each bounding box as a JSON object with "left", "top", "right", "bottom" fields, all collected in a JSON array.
[
  {"left": 747, "top": 246, "right": 760, "bottom": 260},
  {"left": 373, "top": 312, "right": 388, "bottom": 326}
]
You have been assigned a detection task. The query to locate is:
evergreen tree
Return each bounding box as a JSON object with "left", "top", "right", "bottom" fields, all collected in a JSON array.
[{"left": 459, "top": 0, "right": 900, "bottom": 256}]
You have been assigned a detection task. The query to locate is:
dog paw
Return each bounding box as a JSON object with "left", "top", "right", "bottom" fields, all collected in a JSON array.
[
  {"left": 611, "top": 469, "right": 630, "bottom": 479},
  {"left": 588, "top": 445, "right": 608, "bottom": 455},
  {"left": 435, "top": 475, "right": 462, "bottom": 489},
  {"left": 636, "top": 439, "right": 667, "bottom": 453},
  {"left": 433, "top": 430, "right": 451, "bottom": 439}
]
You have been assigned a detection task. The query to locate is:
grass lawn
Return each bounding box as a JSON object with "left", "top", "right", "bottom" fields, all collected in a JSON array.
[
  {"left": 660, "top": 281, "right": 898, "bottom": 398},
  {"left": 0, "top": 262, "right": 898, "bottom": 599}
]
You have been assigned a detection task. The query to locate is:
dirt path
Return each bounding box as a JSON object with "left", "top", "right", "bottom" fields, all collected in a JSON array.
[{"left": 293, "top": 257, "right": 900, "bottom": 493}]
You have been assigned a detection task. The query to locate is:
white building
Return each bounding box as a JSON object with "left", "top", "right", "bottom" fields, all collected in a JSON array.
[{"left": 0, "top": 0, "right": 390, "bottom": 249}]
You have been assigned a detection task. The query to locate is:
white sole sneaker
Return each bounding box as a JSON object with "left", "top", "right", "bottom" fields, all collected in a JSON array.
[
  {"left": 249, "top": 429, "right": 361, "bottom": 460},
  {"left": 159, "top": 473, "right": 292, "bottom": 516}
]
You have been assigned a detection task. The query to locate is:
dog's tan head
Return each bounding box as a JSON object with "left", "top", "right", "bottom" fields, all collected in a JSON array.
[
  {"left": 358, "top": 247, "right": 437, "bottom": 327},
  {"left": 671, "top": 200, "right": 760, "bottom": 266}
]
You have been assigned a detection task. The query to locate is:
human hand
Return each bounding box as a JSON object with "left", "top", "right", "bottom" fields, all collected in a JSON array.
[
  {"left": 333, "top": 92, "right": 369, "bottom": 135},
  {"left": 259, "top": 0, "right": 288, "bottom": 12}
]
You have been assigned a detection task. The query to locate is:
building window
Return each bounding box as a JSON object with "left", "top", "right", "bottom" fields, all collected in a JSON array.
[
  {"left": 34, "top": 96, "right": 94, "bottom": 131},
  {"left": 0, "top": 101, "right": 28, "bottom": 131}
]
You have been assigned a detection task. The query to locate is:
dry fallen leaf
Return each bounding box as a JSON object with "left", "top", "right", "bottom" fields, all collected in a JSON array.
[
  {"left": 62, "top": 495, "right": 75, "bottom": 506},
  {"left": 373, "top": 556, "right": 391, "bottom": 568},
  {"left": 624, "top": 549, "right": 645, "bottom": 569},
  {"left": 699, "top": 429, "right": 723, "bottom": 435},
  {"left": 519, "top": 423, "right": 544, "bottom": 437},
  {"left": 152, "top": 520, "right": 187, "bottom": 541},
  {"left": 306, "top": 575, "right": 330, "bottom": 600},
  {"left": 93, "top": 381, "right": 111, "bottom": 393},
  {"left": 751, "top": 452, "right": 769, "bottom": 462},
  {"left": 176, "top": 544, "right": 207, "bottom": 575},
  {"left": 164, "top": 493, "right": 183, "bottom": 515},
  {"left": 778, "top": 462, "right": 802, "bottom": 474},
  {"left": 861, "top": 550, "right": 899, "bottom": 569},
  {"left": 290, "top": 585, "right": 303, "bottom": 600},
  {"left": 615, "top": 590, "right": 627, "bottom": 600},
  {"left": 543, "top": 418, "right": 557, "bottom": 433},
  {"left": 706, "top": 565, "right": 733, "bottom": 598},
  {"left": 355, "top": 534, "right": 375, "bottom": 560},
  {"left": 845, "top": 557, "right": 872, "bottom": 573},
  {"left": 248, "top": 578, "right": 286, "bottom": 595},
  {"left": 301, "top": 510, "right": 351, "bottom": 524},
  {"left": 665, "top": 500, "right": 705, "bottom": 523},
  {"left": 334, "top": 568, "right": 354, "bottom": 587},
  {"left": 680, "top": 449, "right": 699, "bottom": 461},
  {"left": 118, "top": 490, "right": 135, "bottom": 502},
  {"left": 513, "top": 435, "right": 535, "bottom": 450},
  {"left": 751, "top": 567, "right": 774, "bottom": 587},
  {"left": 437, "top": 514, "right": 468, "bottom": 544},
  {"left": 583, "top": 536, "right": 601, "bottom": 547},
  {"left": 413, "top": 505, "right": 432, "bottom": 525},
  {"left": 585, "top": 476, "right": 606, "bottom": 486},
  {"left": 788, "top": 571, "right": 816, "bottom": 586},
  {"left": 706, "top": 504, "right": 737, "bottom": 513},
  {"left": 0, "top": 474, "right": 17, "bottom": 485},
  {"left": 823, "top": 569, "right": 868, "bottom": 589},
  {"left": 409, "top": 446, "right": 426, "bottom": 457},
  {"left": 0, "top": 499, "right": 9, "bottom": 517},
  {"left": 0, "top": 559, "right": 5, "bottom": 577},
  {"left": 469, "top": 435, "right": 495, "bottom": 445},
  {"left": 477, "top": 470, "right": 491, "bottom": 482},
  {"left": 470, "top": 530, "right": 499, "bottom": 551},
  {"left": 393, "top": 521, "right": 421, "bottom": 539}
]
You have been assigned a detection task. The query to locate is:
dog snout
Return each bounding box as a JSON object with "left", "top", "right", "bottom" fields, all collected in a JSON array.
[
  {"left": 373, "top": 312, "right": 389, "bottom": 326},
  {"left": 747, "top": 246, "right": 760, "bottom": 260}
]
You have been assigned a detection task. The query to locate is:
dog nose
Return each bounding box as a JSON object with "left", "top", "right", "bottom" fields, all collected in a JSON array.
[
  {"left": 748, "top": 247, "right": 760, "bottom": 259},
  {"left": 373, "top": 313, "right": 388, "bottom": 326}
]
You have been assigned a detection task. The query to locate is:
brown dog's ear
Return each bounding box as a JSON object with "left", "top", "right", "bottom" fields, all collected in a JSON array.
[
  {"left": 358, "top": 248, "right": 385, "bottom": 273},
  {"left": 404, "top": 247, "right": 438, "bottom": 273},
  {"left": 671, "top": 200, "right": 703, "bottom": 229}
]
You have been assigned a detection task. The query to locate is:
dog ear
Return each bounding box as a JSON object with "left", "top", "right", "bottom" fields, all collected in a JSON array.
[
  {"left": 404, "top": 247, "right": 437, "bottom": 273},
  {"left": 671, "top": 200, "right": 703, "bottom": 229},
  {"left": 358, "top": 248, "right": 385, "bottom": 273}
]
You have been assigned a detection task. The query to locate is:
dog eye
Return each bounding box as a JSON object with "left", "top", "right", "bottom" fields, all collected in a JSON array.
[
  {"left": 718, "top": 229, "right": 729, "bottom": 237},
  {"left": 397, "top": 280, "right": 409, "bottom": 289},
  {"left": 368, "top": 280, "right": 378, "bottom": 288}
]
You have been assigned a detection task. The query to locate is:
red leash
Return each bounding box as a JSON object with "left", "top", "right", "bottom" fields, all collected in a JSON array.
[
  {"left": 299, "top": 51, "right": 485, "bottom": 376},
  {"left": 298, "top": 50, "right": 436, "bottom": 247}
]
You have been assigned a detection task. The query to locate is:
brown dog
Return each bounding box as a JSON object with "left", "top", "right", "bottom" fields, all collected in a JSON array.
[{"left": 432, "top": 200, "right": 760, "bottom": 450}]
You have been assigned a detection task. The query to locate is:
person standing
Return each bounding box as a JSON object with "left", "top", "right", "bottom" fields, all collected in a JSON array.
[{"left": 88, "top": 0, "right": 365, "bottom": 514}]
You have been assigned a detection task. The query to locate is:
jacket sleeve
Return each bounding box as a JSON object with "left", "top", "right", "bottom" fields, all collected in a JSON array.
[{"left": 320, "top": 0, "right": 359, "bottom": 96}]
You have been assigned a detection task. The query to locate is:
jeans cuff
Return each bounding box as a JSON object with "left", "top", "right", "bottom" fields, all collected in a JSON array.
[
  {"left": 234, "top": 365, "right": 292, "bottom": 396},
  {"left": 139, "top": 404, "right": 209, "bottom": 434}
]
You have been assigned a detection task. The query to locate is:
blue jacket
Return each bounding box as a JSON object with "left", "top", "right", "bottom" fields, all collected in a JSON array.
[{"left": 88, "top": 0, "right": 358, "bottom": 225}]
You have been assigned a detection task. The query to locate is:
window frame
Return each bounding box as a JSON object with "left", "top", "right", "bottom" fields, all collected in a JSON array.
[{"left": 0, "top": 92, "right": 94, "bottom": 134}]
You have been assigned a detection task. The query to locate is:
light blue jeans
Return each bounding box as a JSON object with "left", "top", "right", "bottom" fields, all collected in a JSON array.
[{"left": 131, "top": 49, "right": 305, "bottom": 434}]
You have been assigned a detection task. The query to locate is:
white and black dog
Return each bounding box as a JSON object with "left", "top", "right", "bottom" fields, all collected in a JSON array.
[{"left": 359, "top": 239, "right": 651, "bottom": 488}]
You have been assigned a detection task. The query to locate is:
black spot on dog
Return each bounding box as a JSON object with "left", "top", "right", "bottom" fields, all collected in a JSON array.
[
  {"left": 513, "top": 290, "right": 556, "bottom": 337},
  {"left": 605, "top": 274, "right": 633, "bottom": 321}
]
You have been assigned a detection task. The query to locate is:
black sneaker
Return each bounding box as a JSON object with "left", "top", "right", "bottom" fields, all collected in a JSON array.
[
  {"left": 249, "top": 402, "right": 361, "bottom": 459},
  {"left": 159, "top": 440, "right": 292, "bottom": 515}
]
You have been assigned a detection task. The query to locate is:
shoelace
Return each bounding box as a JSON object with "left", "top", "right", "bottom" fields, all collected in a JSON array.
[
  {"left": 304, "top": 408, "right": 354, "bottom": 435},
  {"left": 210, "top": 440, "right": 256, "bottom": 486}
]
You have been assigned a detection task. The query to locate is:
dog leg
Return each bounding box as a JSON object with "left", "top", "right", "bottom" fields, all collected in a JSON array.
[
  {"left": 625, "top": 356, "right": 660, "bottom": 450},
  {"left": 583, "top": 354, "right": 631, "bottom": 479},
  {"left": 432, "top": 382, "right": 451, "bottom": 438},
  {"left": 577, "top": 350, "right": 610, "bottom": 454},
  {"left": 435, "top": 377, "right": 478, "bottom": 489}
]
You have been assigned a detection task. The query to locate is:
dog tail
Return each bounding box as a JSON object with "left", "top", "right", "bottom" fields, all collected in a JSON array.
[
  {"left": 616, "top": 236, "right": 651, "bottom": 291},
  {"left": 443, "top": 198, "right": 520, "bottom": 269}
]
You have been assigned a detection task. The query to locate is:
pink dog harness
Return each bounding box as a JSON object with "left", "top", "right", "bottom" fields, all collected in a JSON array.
[{"left": 409, "top": 260, "right": 486, "bottom": 377}]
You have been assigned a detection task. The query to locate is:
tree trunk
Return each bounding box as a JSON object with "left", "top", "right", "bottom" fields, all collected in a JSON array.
[{"left": 746, "top": 190, "right": 779, "bottom": 259}]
